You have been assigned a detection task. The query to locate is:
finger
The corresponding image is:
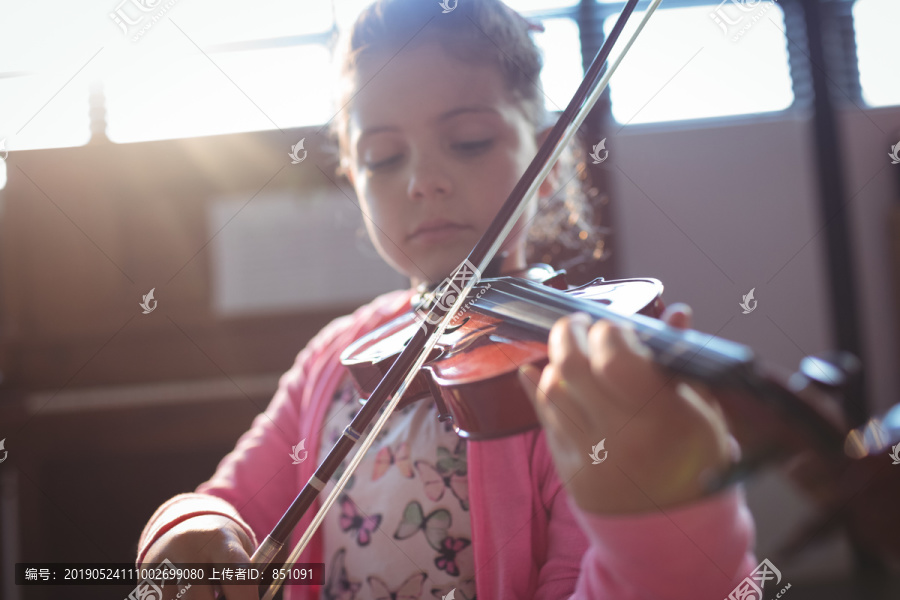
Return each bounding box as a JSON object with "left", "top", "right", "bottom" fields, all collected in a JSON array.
[
  {"left": 518, "top": 363, "right": 568, "bottom": 438},
  {"left": 546, "top": 314, "right": 608, "bottom": 430},
  {"left": 586, "top": 321, "right": 669, "bottom": 416},
  {"left": 520, "top": 363, "right": 594, "bottom": 477},
  {"left": 660, "top": 302, "right": 692, "bottom": 330},
  {"left": 547, "top": 313, "right": 591, "bottom": 370},
  {"left": 548, "top": 313, "right": 617, "bottom": 404},
  {"left": 519, "top": 363, "right": 583, "bottom": 461}
]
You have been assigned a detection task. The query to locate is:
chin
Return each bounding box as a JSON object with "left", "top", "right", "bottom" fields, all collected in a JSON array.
[{"left": 410, "top": 259, "right": 460, "bottom": 286}]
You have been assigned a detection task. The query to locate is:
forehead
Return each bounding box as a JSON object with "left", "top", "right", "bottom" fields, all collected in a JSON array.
[{"left": 347, "top": 40, "right": 517, "bottom": 132}]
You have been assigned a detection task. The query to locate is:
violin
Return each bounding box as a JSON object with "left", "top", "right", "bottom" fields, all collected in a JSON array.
[
  {"left": 341, "top": 270, "right": 667, "bottom": 439},
  {"left": 340, "top": 270, "right": 833, "bottom": 447},
  {"left": 243, "top": 0, "right": 900, "bottom": 596},
  {"left": 341, "top": 268, "right": 900, "bottom": 562}
]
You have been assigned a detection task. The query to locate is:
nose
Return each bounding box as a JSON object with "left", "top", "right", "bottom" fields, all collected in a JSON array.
[{"left": 407, "top": 152, "right": 452, "bottom": 201}]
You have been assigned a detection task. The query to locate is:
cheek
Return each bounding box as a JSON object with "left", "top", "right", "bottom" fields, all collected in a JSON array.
[
  {"left": 354, "top": 179, "right": 407, "bottom": 251},
  {"left": 355, "top": 174, "right": 392, "bottom": 216},
  {"left": 475, "top": 147, "right": 532, "bottom": 208}
]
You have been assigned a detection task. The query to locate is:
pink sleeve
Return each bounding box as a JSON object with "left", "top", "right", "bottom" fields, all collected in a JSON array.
[
  {"left": 530, "top": 428, "right": 756, "bottom": 600},
  {"left": 136, "top": 493, "right": 259, "bottom": 567},
  {"left": 566, "top": 489, "right": 757, "bottom": 599}
]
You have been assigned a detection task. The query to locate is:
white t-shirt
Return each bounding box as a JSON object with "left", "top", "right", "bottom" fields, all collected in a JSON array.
[{"left": 319, "top": 373, "right": 476, "bottom": 600}]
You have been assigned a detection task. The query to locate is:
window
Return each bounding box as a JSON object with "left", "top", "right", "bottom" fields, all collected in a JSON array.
[
  {"left": 853, "top": 0, "right": 900, "bottom": 107},
  {"left": 103, "top": 0, "right": 336, "bottom": 143},
  {"left": 0, "top": 0, "right": 810, "bottom": 151},
  {"left": 602, "top": 2, "right": 794, "bottom": 125},
  {"left": 533, "top": 18, "right": 584, "bottom": 111},
  {"left": 1, "top": 0, "right": 337, "bottom": 148},
  {"left": 103, "top": 44, "right": 335, "bottom": 142}
]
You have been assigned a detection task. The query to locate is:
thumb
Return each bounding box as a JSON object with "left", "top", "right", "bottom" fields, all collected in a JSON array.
[{"left": 661, "top": 302, "right": 692, "bottom": 330}]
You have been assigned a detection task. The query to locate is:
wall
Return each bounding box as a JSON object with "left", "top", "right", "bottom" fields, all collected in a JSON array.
[{"left": 612, "top": 106, "right": 900, "bottom": 580}]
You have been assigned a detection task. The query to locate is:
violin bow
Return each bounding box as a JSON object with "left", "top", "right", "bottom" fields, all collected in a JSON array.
[{"left": 252, "top": 1, "right": 664, "bottom": 597}]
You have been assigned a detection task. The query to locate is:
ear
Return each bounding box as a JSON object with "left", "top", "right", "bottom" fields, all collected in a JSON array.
[{"left": 535, "top": 126, "right": 562, "bottom": 199}]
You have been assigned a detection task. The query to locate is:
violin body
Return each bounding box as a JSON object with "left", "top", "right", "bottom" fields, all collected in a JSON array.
[{"left": 341, "top": 275, "right": 664, "bottom": 439}]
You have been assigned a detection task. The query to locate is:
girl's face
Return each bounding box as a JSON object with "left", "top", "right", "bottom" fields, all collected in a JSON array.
[{"left": 344, "top": 40, "right": 547, "bottom": 287}]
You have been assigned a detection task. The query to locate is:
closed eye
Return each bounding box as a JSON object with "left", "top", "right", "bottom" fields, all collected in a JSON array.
[
  {"left": 452, "top": 139, "right": 493, "bottom": 154},
  {"left": 365, "top": 154, "right": 403, "bottom": 172}
]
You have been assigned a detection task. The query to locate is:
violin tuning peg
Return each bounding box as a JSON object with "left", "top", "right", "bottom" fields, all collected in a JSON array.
[{"left": 795, "top": 351, "right": 861, "bottom": 391}]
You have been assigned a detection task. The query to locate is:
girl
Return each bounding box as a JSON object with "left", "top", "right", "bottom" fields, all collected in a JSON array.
[{"left": 137, "top": 1, "right": 756, "bottom": 598}]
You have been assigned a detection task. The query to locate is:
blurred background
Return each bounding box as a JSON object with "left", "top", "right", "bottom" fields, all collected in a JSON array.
[{"left": 0, "top": 0, "right": 898, "bottom": 598}]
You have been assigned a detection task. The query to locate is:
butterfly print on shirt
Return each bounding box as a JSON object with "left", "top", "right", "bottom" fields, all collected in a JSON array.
[
  {"left": 323, "top": 548, "right": 361, "bottom": 600},
  {"left": 436, "top": 439, "right": 467, "bottom": 476},
  {"left": 373, "top": 442, "right": 414, "bottom": 480},
  {"left": 434, "top": 535, "right": 471, "bottom": 577},
  {"left": 393, "top": 500, "right": 472, "bottom": 576},
  {"left": 394, "top": 500, "right": 451, "bottom": 550},
  {"left": 415, "top": 440, "right": 469, "bottom": 510},
  {"left": 367, "top": 572, "right": 426, "bottom": 600},
  {"left": 414, "top": 460, "right": 469, "bottom": 511},
  {"left": 339, "top": 494, "right": 382, "bottom": 546}
]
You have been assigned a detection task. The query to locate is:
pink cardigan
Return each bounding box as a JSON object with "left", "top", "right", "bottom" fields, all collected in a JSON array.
[{"left": 138, "top": 289, "right": 757, "bottom": 599}]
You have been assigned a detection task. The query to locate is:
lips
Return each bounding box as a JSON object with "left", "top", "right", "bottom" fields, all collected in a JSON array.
[{"left": 407, "top": 218, "right": 469, "bottom": 242}]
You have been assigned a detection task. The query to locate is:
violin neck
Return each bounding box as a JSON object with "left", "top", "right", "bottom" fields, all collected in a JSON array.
[{"left": 474, "top": 278, "right": 756, "bottom": 389}]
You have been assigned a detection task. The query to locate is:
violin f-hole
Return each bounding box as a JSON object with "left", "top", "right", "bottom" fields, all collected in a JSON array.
[{"left": 444, "top": 316, "right": 470, "bottom": 334}]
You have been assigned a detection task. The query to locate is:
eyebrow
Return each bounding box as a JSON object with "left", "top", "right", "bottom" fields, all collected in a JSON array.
[
  {"left": 437, "top": 105, "right": 500, "bottom": 122},
  {"left": 357, "top": 105, "right": 500, "bottom": 142}
]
